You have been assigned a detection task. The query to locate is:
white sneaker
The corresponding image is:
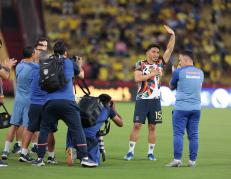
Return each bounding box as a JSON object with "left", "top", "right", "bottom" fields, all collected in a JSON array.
[
  {"left": 188, "top": 160, "right": 196, "bottom": 167},
  {"left": 166, "top": 159, "right": 182, "bottom": 167},
  {"left": 0, "top": 160, "right": 8, "bottom": 167},
  {"left": 1, "top": 151, "right": 9, "bottom": 160},
  {"left": 81, "top": 158, "right": 98, "bottom": 167},
  {"left": 31, "top": 158, "right": 45, "bottom": 167}
]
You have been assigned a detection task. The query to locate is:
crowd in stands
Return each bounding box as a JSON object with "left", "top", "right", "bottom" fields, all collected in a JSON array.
[{"left": 43, "top": 0, "right": 231, "bottom": 84}]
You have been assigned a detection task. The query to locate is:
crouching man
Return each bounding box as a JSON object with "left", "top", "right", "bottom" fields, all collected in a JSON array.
[{"left": 66, "top": 94, "right": 123, "bottom": 166}]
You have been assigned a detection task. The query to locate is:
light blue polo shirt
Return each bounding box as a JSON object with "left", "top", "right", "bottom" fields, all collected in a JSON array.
[{"left": 170, "top": 66, "right": 204, "bottom": 111}]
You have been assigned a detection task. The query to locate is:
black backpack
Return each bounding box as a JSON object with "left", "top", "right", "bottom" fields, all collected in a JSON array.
[
  {"left": 76, "top": 79, "right": 104, "bottom": 128},
  {"left": 76, "top": 80, "right": 111, "bottom": 136},
  {"left": 79, "top": 95, "right": 104, "bottom": 128},
  {"left": 39, "top": 54, "right": 68, "bottom": 93}
]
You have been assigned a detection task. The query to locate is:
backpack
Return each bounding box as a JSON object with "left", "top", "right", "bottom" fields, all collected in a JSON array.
[
  {"left": 76, "top": 79, "right": 103, "bottom": 127},
  {"left": 79, "top": 95, "right": 104, "bottom": 128},
  {"left": 39, "top": 54, "right": 68, "bottom": 93},
  {"left": 76, "top": 80, "right": 110, "bottom": 135}
]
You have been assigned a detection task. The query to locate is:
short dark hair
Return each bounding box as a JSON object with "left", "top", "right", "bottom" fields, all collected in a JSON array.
[
  {"left": 36, "top": 37, "right": 48, "bottom": 45},
  {"left": 98, "top": 94, "right": 112, "bottom": 106},
  {"left": 35, "top": 37, "right": 49, "bottom": 49},
  {"left": 146, "top": 44, "right": 161, "bottom": 52},
  {"left": 53, "top": 41, "right": 67, "bottom": 55},
  {"left": 23, "top": 46, "right": 34, "bottom": 58},
  {"left": 180, "top": 50, "right": 194, "bottom": 61}
]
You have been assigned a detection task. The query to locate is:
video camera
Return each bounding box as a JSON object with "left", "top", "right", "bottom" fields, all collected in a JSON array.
[{"left": 70, "top": 56, "right": 81, "bottom": 62}]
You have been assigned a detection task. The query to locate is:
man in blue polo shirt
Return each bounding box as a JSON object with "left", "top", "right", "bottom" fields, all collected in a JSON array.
[
  {"left": 166, "top": 50, "right": 204, "bottom": 167},
  {"left": 19, "top": 39, "right": 57, "bottom": 164},
  {"left": 66, "top": 94, "right": 123, "bottom": 166},
  {"left": 32, "top": 41, "right": 97, "bottom": 167},
  {"left": 2, "top": 47, "right": 36, "bottom": 160}
]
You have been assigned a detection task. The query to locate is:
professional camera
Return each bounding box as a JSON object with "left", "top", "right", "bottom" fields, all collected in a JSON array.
[{"left": 70, "top": 55, "right": 80, "bottom": 62}]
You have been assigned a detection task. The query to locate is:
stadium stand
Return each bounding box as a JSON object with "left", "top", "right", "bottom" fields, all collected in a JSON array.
[
  {"left": 43, "top": 0, "right": 231, "bottom": 85},
  {"left": 0, "top": 0, "right": 231, "bottom": 88}
]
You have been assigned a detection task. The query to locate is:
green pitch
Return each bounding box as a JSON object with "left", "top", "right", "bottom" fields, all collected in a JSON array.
[{"left": 0, "top": 98, "right": 231, "bottom": 179}]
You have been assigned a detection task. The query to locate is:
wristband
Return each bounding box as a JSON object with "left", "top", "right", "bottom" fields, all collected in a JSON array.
[{"left": 2, "top": 66, "right": 10, "bottom": 72}]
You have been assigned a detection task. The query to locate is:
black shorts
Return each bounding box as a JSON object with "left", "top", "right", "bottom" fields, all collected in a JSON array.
[
  {"left": 28, "top": 104, "right": 43, "bottom": 132},
  {"left": 133, "top": 98, "right": 162, "bottom": 124},
  {"left": 28, "top": 104, "right": 57, "bottom": 132}
]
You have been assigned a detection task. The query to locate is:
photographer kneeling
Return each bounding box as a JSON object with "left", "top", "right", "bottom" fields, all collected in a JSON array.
[{"left": 66, "top": 94, "right": 123, "bottom": 166}]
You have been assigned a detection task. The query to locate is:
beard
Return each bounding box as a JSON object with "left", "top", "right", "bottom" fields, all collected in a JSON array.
[{"left": 152, "top": 56, "right": 159, "bottom": 62}]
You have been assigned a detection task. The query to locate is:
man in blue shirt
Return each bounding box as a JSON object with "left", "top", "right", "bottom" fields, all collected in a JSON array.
[
  {"left": 166, "top": 50, "right": 204, "bottom": 167},
  {"left": 32, "top": 41, "right": 97, "bottom": 167},
  {"left": 66, "top": 94, "right": 123, "bottom": 166},
  {"left": 1, "top": 47, "right": 37, "bottom": 160},
  {"left": 19, "top": 39, "right": 57, "bottom": 164}
]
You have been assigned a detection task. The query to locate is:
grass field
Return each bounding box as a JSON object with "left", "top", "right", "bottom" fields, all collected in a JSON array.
[{"left": 0, "top": 98, "right": 231, "bottom": 179}]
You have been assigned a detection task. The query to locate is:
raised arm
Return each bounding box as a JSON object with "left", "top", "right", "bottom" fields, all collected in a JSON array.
[
  {"left": 163, "top": 25, "right": 175, "bottom": 64},
  {"left": 0, "top": 58, "right": 17, "bottom": 80}
]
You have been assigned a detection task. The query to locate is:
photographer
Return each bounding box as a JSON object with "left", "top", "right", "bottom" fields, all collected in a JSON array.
[
  {"left": 32, "top": 41, "right": 97, "bottom": 167},
  {"left": 66, "top": 94, "right": 123, "bottom": 166}
]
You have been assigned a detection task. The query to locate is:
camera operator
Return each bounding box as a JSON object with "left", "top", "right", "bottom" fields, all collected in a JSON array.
[
  {"left": 32, "top": 41, "right": 97, "bottom": 167},
  {"left": 66, "top": 94, "right": 123, "bottom": 166}
]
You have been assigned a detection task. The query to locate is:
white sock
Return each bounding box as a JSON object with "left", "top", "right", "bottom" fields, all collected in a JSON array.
[
  {"left": 32, "top": 143, "right": 37, "bottom": 147},
  {"left": 147, "top": 143, "right": 155, "bottom": 154},
  {"left": 21, "top": 148, "right": 28, "bottom": 155},
  {"left": 4, "top": 141, "right": 12, "bottom": 152},
  {"left": 128, "top": 141, "right": 136, "bottom": 154},
  {"left": 48, "top": 152, "right": 55, "bottom": 158},
  {"left": 17, "top": 141, "right": 22, "bottom": 147}
]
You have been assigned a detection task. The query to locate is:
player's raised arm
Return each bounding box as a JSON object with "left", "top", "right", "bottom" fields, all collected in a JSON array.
[{"left": 163, "top": 25, "right": 175, "bottom": 64}]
